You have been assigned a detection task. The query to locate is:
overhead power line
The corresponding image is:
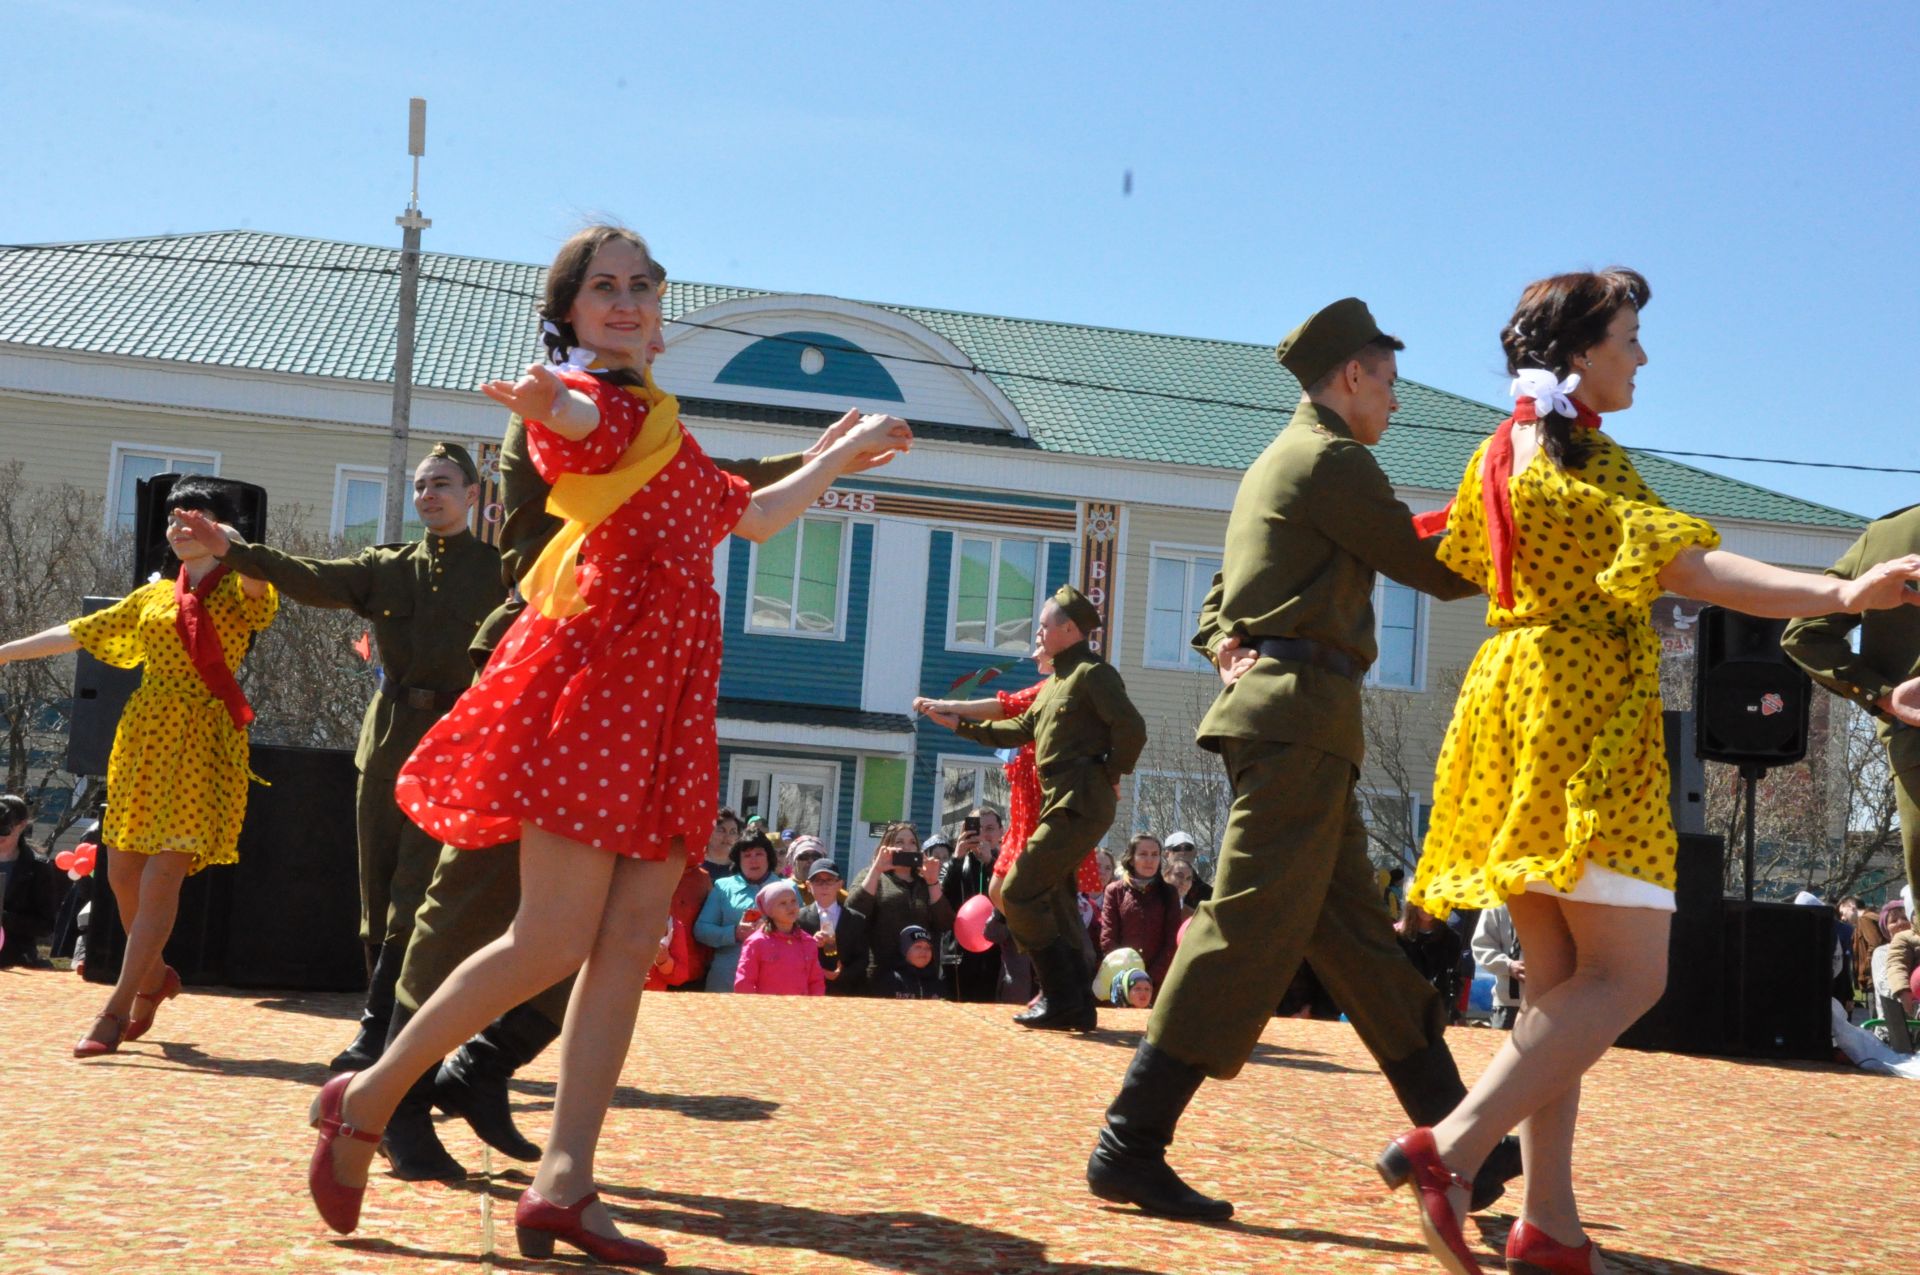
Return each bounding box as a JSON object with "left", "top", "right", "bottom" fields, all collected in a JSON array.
[{"left": 4, "top": 241, "right": 1917, "bottom": 479}]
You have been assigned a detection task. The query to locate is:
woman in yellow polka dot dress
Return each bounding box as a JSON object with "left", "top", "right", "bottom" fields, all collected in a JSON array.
[
  {"left": 1374, "top": 270, "right": 1920, "bottom": 1275},
  {"left": 0, "top": 477, "right": 276, "bottom": 1058}
]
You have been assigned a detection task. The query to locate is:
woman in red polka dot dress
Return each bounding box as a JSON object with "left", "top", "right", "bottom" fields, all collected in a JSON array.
[{"left": 305, "top": 225, "right": 911, "bottom": 1267}]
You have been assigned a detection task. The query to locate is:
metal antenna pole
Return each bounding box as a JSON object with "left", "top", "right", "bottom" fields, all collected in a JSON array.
[{"left": 384, "top": 97, "right": 431, "bottom": 541}]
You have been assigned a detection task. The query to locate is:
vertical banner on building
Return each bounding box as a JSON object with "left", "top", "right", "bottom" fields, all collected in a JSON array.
[
  {"left": 476, "top": 440, "right": 504, "bottom": 545},
  {"left": 1079, "top": 501, "right": 1121, "bottom": 656}
]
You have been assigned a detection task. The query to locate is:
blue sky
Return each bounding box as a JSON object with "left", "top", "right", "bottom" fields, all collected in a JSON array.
[{"left": 7, "top": 1, "right": 1917, "bottom": 521}]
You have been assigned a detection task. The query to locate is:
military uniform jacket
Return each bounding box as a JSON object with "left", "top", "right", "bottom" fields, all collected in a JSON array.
[
  {"left": 219, "top": 530, "right": 505, "bottom": 772},
  {"left": 1192, "top": 399, "right": 1478, "bottom": 766},
  {"left": 1781, "top": 502, "right": 1920, "bottom": 766},
  {"left": 469, "top": 415, "right": 806, "bottom": 661},
  {"left": 956, "top": 641, "right": 1146, "bottom": 818}
]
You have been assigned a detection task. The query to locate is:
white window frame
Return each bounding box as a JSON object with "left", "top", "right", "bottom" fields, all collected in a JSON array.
[
  {"left": 933, "top": 752, "right": 1012, "bottom": 839},
  {"left": 105, "top": 442, "right": 222, "bottom": 535},
  {"left": 745, "top": 514, "right": 853, "bottom": 640},
  {"left": 1142, "top": 542, "right": 1224, "bottom": 672},
  {"left": 726, "top": 753, "right": 842, "bottom": 845},
  {"left": 1364, "top": 577, "right": 1428, "bottom": 691},
  {"left": 1358, "top": 786, "right": 1429, "bottom": 869},
  {"left": 945, "top": 531, "right": 1053, "bottom": 656},
  {"left": 331, "top": 464, "right": 387, "bottom": 542},
  {"left": 1129, "top": 768, "right": 1232, "bottom": 840}
]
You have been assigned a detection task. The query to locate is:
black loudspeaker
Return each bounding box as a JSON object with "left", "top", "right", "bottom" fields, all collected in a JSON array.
[
  {"left": 1661, "top": 709, "right": 1705, "bottom": 836},
  {"left": 84, "top": 744, "right": 364, "bottom": 992},
  {"left": 66, "top": 596, "right": 144, "bottom": 777},
  {"left": 1618, "top": 833, "right": 1726, "bottom": 1055},
  {"left": 1692, "top": 607, "right": 1811, "bottom": 767},
  {"left": 132, "top": 472, "right": 268, "bottom": 588},
  {"left": 1721, "top": 900, "right": 1833, "bottom": 1061}
]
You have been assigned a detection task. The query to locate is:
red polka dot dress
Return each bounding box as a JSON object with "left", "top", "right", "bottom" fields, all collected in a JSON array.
[
  {"left": 396, "top": 372, "right": 750, "bottom": 863},
  {"left": 1409, "top": 430, "right": 1719, "bottom": 918},
  {"left": 990, "top": 678, "right": 1103, "bottom": 893}
]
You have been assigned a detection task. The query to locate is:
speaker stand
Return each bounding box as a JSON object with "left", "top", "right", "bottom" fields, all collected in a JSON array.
[{"left": 1734, "top": 761, "right": 1764, "bottom": 1053}]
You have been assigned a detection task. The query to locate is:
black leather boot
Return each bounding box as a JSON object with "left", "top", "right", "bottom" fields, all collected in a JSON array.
[
  {"left": 1087, "top": 1039, "right": 1233, "bottom": 1220},
  {"left": 1016, "top": 938, "right": 1097, "bottom": 1032},
  {"left": 328, "top": 942, "right": 401, "bottom": 1074},
  {"left": 378, "top": 1004, "right": 468, "bottom": 1181},
  {"left": 432, "top": 1004, "right": 560, "bottom": 1162},
  {"left": 1378, "top": 1034, "right": 1522, "bottom": 1212}
]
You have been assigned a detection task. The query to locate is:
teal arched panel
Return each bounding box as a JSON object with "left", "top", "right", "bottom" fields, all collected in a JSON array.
[{"left": 715, "top": 330, "right": 905, "bottom": 402}]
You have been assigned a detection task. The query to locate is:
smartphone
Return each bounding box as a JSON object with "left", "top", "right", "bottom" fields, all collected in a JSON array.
[
  {"left": 891, "top": 849, "right": 924, "bottom": 871},
  {"left": 962, "top": 816, "right": 981, "bottom": 835}
]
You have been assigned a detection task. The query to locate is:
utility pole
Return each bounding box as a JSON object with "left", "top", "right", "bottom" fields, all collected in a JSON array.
[{"left": 384, "top": 97, "right": 431, "bottom": 540}]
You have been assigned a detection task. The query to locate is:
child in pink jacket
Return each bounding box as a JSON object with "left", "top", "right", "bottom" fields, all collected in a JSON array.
[{"left": 734, "top": 879, "right": 826, "bottom": 996}]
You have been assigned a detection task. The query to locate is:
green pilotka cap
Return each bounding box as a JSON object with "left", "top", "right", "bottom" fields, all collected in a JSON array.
[
  {"left": 427, "top": 441, "right": 481, "bottom": 485},
  {"left": 1052, "top": 585, "right": 1101, "bottom": 635},
  {"left": 1275, "top": 297, "right": 1392, "bottom": 389}
]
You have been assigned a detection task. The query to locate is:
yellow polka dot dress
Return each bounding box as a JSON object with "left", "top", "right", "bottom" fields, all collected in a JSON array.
[
  {"left": 67, "top": 574, "right": 278, "bottom": 873},
  {"left": 1408, "top": 432, "right": 1718, "bottom": 918}
]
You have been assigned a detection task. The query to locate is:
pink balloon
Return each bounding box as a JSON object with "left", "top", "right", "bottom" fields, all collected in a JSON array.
[
  {"left": 953, "top": 894, "right": 996, "bottom": 953},
  {"left": 54, "top": 850, "right": 76, "bottom": 872},
  {"left": 1177, "top": 915, "right": 1193, "bottom": 947}
]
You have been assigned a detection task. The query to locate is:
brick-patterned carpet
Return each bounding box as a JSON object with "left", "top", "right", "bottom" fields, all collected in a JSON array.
[{"left": 2, "top": 969, "right": 1907, "bottom": 1274}]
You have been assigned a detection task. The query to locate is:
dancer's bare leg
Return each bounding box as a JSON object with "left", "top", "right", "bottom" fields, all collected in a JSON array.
[
  {"left": 325, "top": 825, "right": 619, "bottom": 1188},
  {"left": 532, "top": 844, "right": 682, "bottom": 1239},
  {"left": 1430, "top": 895, "right": 1669, "bottom": 1188},
  {"left": 89, "top": 849, "right": 190, "bottom": 1040},
  {"left": 1500, "top": 893, "right": 1588, "bottom": 1246}
]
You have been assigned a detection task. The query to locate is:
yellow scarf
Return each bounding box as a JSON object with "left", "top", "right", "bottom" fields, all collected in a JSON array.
[{"left": 521, "top": 367, "right": 684, "bottom": 620}]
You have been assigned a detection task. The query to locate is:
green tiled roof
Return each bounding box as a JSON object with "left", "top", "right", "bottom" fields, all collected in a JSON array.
[{"left": 0, "top": 230, "right": 1860, "bottom": 529}]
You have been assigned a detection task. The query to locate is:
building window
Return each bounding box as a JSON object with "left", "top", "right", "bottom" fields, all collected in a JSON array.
[
  {"left": 951, "top": 534, "right": 1043, "bottom": 653},
  {"left": 1145, "top": 548, "right": 1222, "bottom": 670},
  {"left": 750, "top": 516, "right": 846, "bottom": 637},
  {"left": 333, "top": 467, "right": 424, "bottom": 548},
  {"left": 107, "top": 444, "right": 219, "bottom": 536},
  {"left": 1366, "top": 579, "right": 1425, "bottom": 690},
  {"left": 937, "top": 756, "right": 1011, "bottom": 837},
  {"left": 1130, "top": 770, "right": 1230, "bottom": 882}
]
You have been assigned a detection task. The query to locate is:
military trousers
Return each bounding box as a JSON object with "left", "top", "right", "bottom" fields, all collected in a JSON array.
[
  {"left": 357, "top": 760, "right": 446, "bottom": 949},
  {"left": 1147, "top": 737, "right": 1447, "bottom": 1080},
  {"left": 393, "top": 839, "right": 574, "bottom": 1028},
  {"left": 1893, "top": 739, "right": 1920, "bottom": 895},
  {"left": 1001, "top": 805, "right": 1107, "bottom": 954}
]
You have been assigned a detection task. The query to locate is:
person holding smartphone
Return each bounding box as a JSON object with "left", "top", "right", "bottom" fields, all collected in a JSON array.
[{"left": 846, "top": 822, "right": 951, "bottom": 989}]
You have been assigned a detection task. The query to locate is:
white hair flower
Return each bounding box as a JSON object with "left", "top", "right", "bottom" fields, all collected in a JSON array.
[
  {"left": 541, "top": 320, "right": 596, "bottom": 373},
  {"left": 1510, "top": 368, "right": 1582, "bottom": 419}
]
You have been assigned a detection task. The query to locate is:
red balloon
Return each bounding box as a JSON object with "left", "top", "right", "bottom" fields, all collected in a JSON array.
[
  {"left": 54, "top": 850, "right": 76, "bottom": 871},
  {"left": 953, "top": 894, "right": 996, "bottom": 953}
]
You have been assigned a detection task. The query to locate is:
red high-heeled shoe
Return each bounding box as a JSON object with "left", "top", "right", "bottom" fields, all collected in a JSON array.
[
  {"left": 124, "top": 964, "right": 182, "bottom": 1042},
  {"left": 1376, "top": 1127, "right": 1483, "bottom": 1275},
  {"left": 73, "top": 1012, "right": 125, "bottom": 1058},
  {"left": 514, "top": 1188, "right": 666, "bottom": 1268},
  {"left": 306, "top": 1072, "right": 382, "bottom": 1234},
  {"left": 1506, "top": 1218, "right": 1601, "bottom": 1274}
]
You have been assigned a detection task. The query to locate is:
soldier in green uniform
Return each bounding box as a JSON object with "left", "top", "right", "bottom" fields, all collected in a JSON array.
[
  {"left": 925, "top": 585, "right": 1146, "bottom": 1030},
  {"left": 1783, "top": 504, "right": 1920, "bottom": 892},
  {"left": 1084, "top": 299, "right": 1521, "bottom": 1220},
  {"left": 376, "top": 409, "right": 895, "bottom": 1178},
  {"left": 189, "top": 443, "right": 504, "bottom": 1077}
]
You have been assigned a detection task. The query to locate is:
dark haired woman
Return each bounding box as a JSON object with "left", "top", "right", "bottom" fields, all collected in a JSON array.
[
  {"left": 1, "top": 795, "right": 60, "bottom": 968},
  {"left": 1098, "top": 835, "right": 1183, "bottom": 987},
  {"left": 0, "top": 477, "right": 276, "bottom": 1055},
  {"left": 303, "top": 225, "right": 910, "bottom": 1266},
  {"left": 692, "top": 831, "right": 779, "bottom": 991},
  {"left": 1381, "top": 269, "right": 1920, "bottom": 1275}
]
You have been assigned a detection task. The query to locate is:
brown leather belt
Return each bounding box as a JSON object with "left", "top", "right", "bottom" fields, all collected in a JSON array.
[
  {"left": 379, "top": 676, "right": 464, "bottom": 713},
  {"left": 1249, "top": 635, "right": 1367, "bottom": 683}
]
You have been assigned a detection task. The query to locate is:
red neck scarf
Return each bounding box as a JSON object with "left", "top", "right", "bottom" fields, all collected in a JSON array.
[
  {"left": 174, "top": 565, "right": 253, "bottom": 729},
  {"left": 1412, "top": 397, "right": 1602, "bottom": 610}
]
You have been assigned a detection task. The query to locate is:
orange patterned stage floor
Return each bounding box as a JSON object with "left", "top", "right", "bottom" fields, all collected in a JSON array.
[{"left": 1, "top": 970, "right": 1905, "bottom": 1274}]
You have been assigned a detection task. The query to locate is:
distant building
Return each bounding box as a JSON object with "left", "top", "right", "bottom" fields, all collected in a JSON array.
[{"left": 0, "top": 231, "right": 1866, "bottom": 876}]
